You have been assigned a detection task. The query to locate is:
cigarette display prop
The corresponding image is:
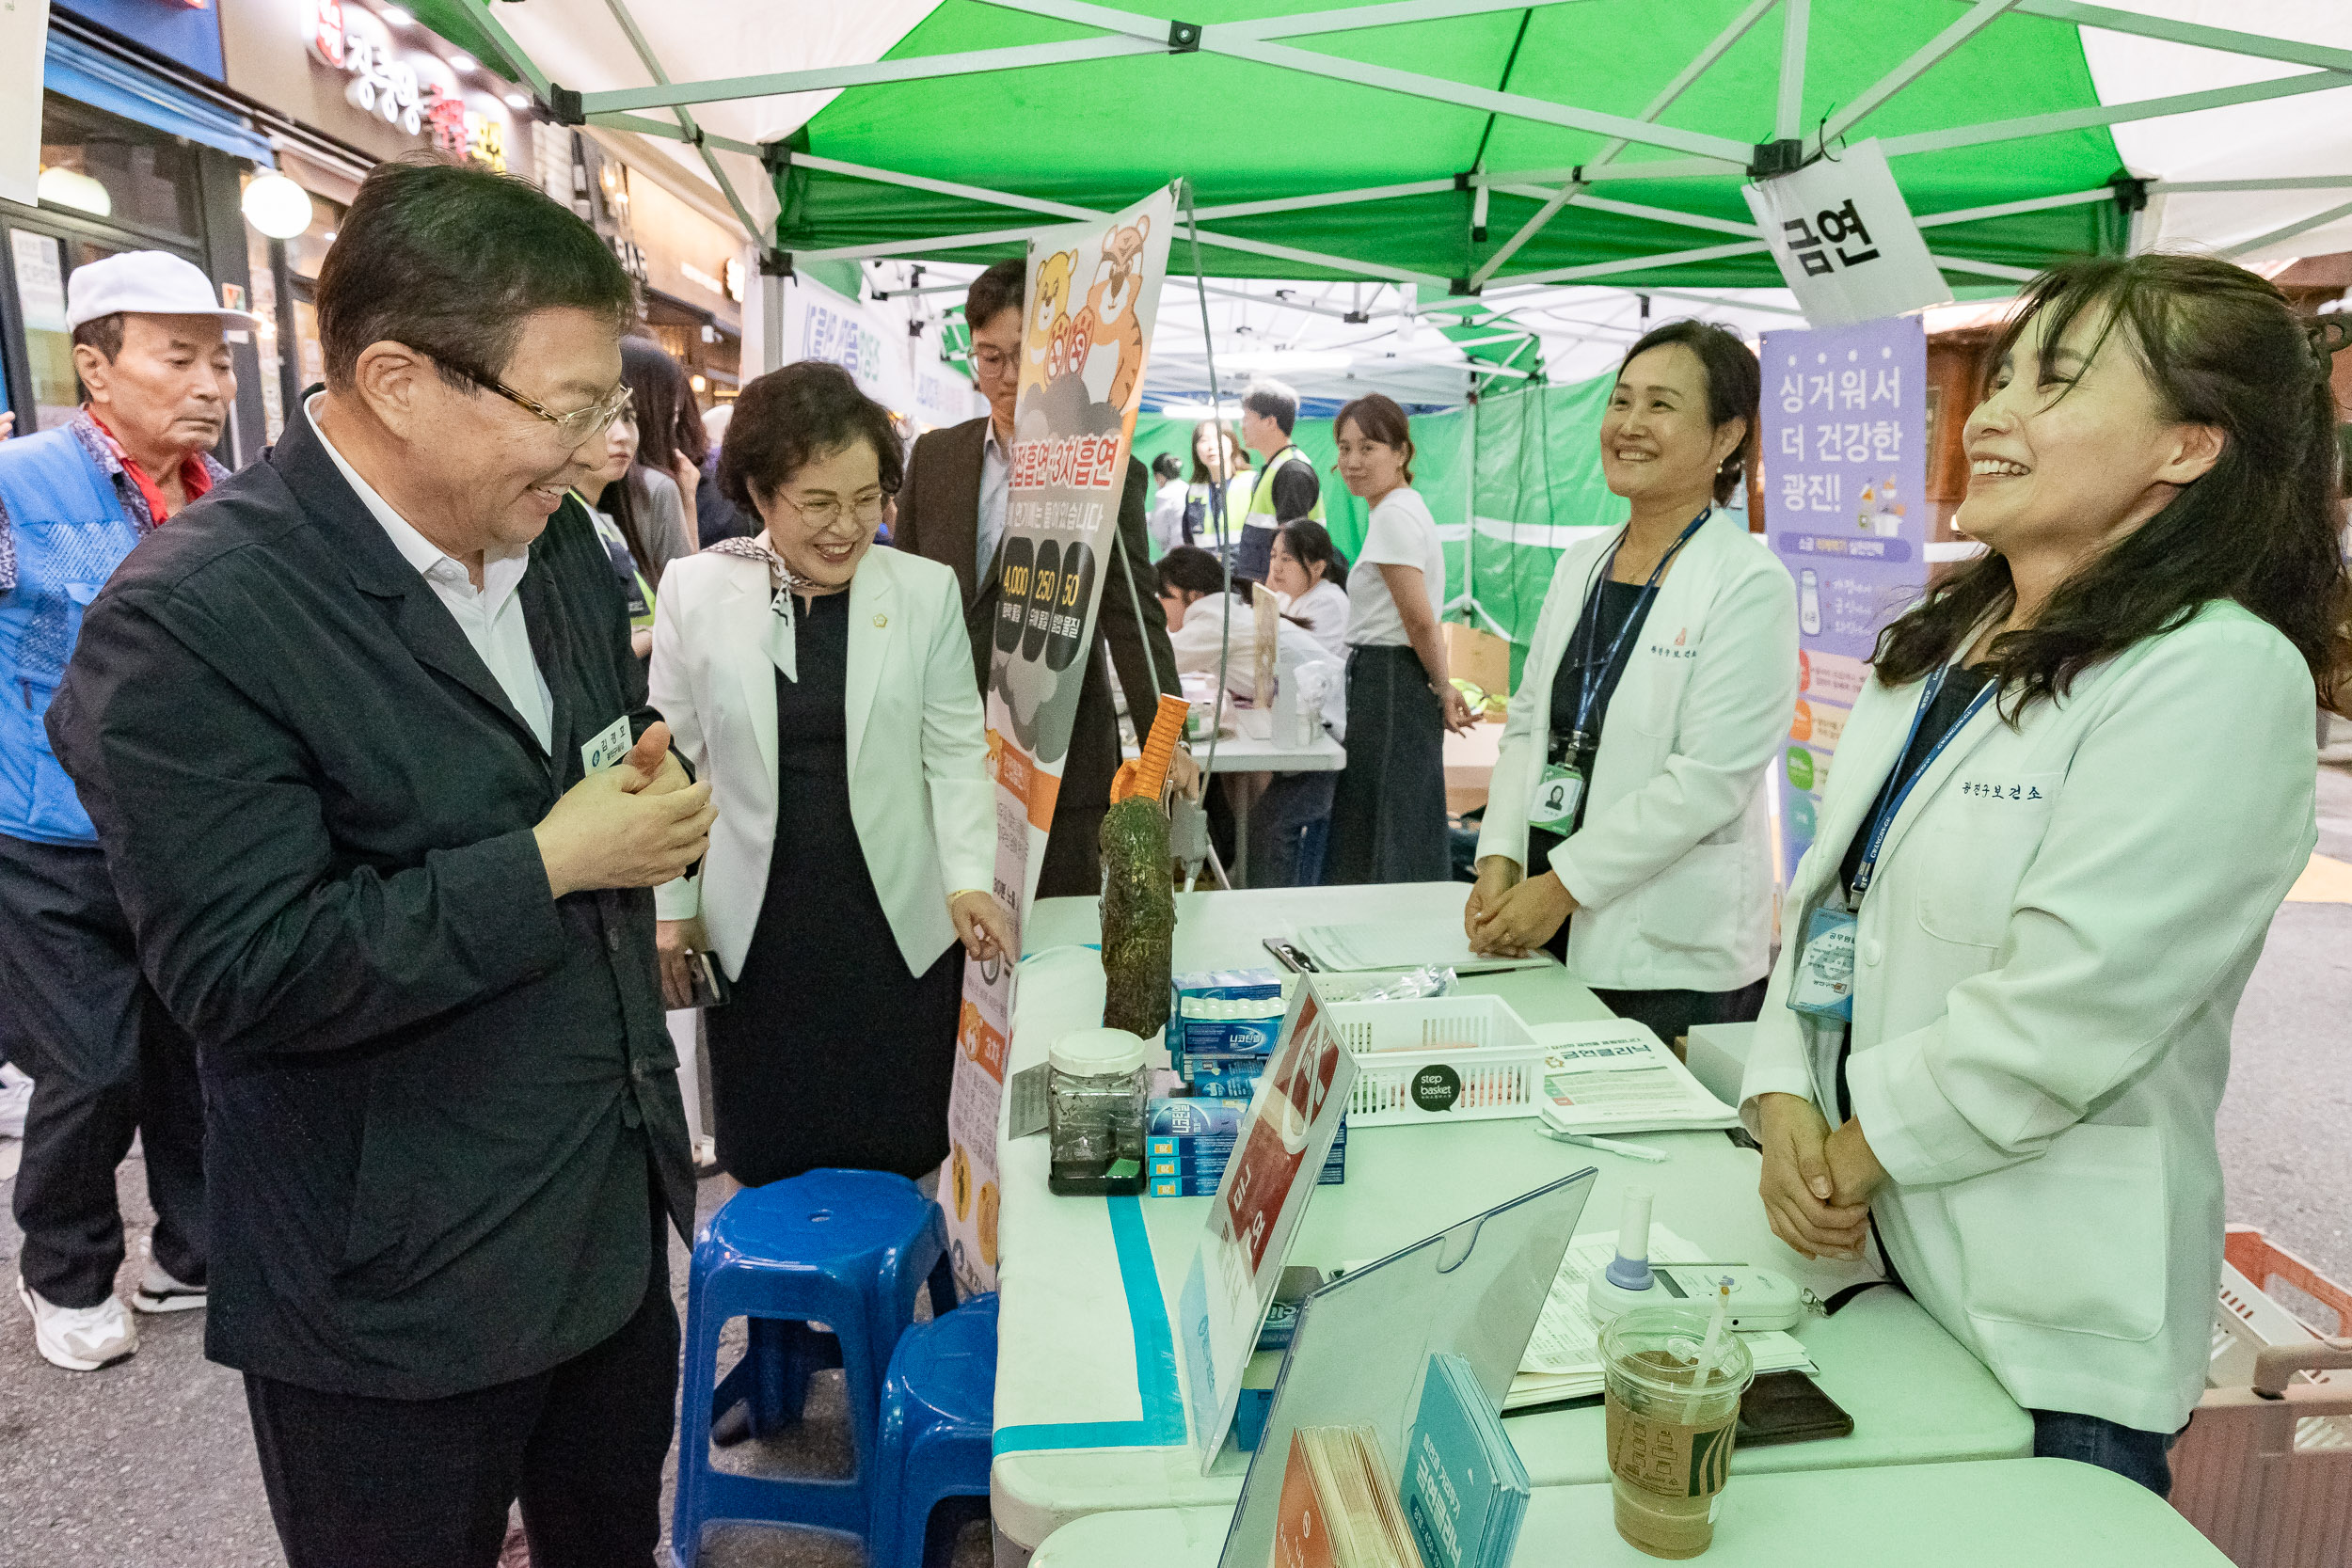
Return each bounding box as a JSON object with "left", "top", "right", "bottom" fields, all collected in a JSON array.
[{"left": 1101, "top": 695, "right": 1190, "bottom": 1039}]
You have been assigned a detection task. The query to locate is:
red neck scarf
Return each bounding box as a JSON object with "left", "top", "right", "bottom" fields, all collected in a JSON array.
[{"left": 86, "top": 411, "right": 214, "bottom": 524}]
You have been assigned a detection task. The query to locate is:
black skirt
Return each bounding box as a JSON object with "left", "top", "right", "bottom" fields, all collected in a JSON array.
[
  {"left": 705, "top": 592, "right": 962, "bottom": 1186},
  {"left": 1323, "top": 643, "right": 1450, "bottom": 885}
]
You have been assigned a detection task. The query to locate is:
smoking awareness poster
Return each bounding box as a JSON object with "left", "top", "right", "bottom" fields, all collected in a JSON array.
[
  {"left": 940, "top": 186, "right": 1176, "bottom": 1294},
  {"left": 1179, "top": 985, "right": 1356, "bottom": 1471},
  {"left": 1763, "top": 316, "right": 1929, "bottom": 881},
  {"left": 1742, "top": 140, "right": 1951, "bottom": 328}
]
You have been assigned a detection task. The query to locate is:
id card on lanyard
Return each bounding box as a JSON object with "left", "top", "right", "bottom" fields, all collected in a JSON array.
[
  {"left": 1787, "top": 663, "right": 1996, "bottom": 1022},
  {"left": 1528, "top": 509, "right": 1709, "bottom": 834}
]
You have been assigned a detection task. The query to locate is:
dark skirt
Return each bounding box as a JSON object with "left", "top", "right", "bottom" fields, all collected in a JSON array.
[
  {"left": 705, "top": 597, "right": 964, "bottom": 1186},
  {"left": 1324, "top": 644, "right": 1450, "bottom": 885}
]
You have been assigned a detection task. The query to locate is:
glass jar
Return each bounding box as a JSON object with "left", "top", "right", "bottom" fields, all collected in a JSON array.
[{"left": 1047, "top": 1027, "right": 1150, "bottom": 1196}]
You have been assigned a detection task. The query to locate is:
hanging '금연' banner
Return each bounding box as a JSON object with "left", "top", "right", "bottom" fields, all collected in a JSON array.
[
  {"left": 1763, "top": 316, "right": 1931, "bottom": 880},
  {"left": 940, "top": 185, "right": 1177, "bottom": 1293},
  {"left": 1743, "top": 140, "right": 1952, "bottom": 328}
]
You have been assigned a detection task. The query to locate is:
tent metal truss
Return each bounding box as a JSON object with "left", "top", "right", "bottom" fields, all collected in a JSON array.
[{"left": 453, "top": 0, "right": 2352, "bottom": 371}]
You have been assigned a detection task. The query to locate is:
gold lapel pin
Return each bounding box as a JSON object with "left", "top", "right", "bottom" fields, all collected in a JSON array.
[{"left": 873, "top": 613, "right": 888, "bottom": 628}]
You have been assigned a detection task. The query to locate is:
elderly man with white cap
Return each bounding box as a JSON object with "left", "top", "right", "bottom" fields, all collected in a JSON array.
[{"left": 0, "top": 249, "right": 244, "bottom": 1370}]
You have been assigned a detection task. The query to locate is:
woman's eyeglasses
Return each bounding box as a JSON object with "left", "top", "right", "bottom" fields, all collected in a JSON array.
[{"left": 773, "top": 491, "right": 891, "bottom": 530}]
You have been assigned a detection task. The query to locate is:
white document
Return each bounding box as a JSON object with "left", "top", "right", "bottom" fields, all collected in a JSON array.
[
  {"left": 1741, "top": 139, "right": 1953, "bottom": 328},
  {"left": 1532, "top": 1019, "right": 1741, "bottom": 1133},
  {"left": 1293, "top": 921, "right": 1551, "bottom": 974},
  {"left": 1508, "top": 1227, "right": 1813, "bottom": 1410},
  {"left": 0, "top": 0, "right": 50, "bottom": 210}
]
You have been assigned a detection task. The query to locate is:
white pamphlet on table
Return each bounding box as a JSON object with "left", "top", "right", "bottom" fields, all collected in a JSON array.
[
  {"left": 1509, "top": 1226, "right": 1814, "bottom": 1410},
  {"left": 1292, "top": 921, "right": 1552, "bottom": 974},
  {"left": 1532, "top": 1018, "right": 1741, "bottom": 1133},
  {"left": 1178, "top": 982, "right": 1357, "bottom": 1473}
]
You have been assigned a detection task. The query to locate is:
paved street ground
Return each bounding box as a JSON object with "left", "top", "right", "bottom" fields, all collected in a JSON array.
[{"left": 4, "top": 768, "right": 2348, "bottom": 1564}]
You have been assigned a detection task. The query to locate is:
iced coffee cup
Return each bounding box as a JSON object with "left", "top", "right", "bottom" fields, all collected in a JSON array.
[{"left": 1601, "top": 1304, "right": 1756, "bottom": 1559}]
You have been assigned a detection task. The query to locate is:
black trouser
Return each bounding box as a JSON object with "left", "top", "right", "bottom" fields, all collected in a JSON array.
[
  {"left": 1586, "top": 979, "right": 1770, "bottom": 1051},
  {"left": 244, "top": 1226, "right": 678, "bottom": 1568},
  {"left": 0, "top": 832, "right": 205, "bottom": 1307}
]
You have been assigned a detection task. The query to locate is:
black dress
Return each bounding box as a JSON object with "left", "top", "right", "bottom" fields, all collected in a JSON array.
[{"left": 705, "top": 590, "right": 964, "bottom": 1185}]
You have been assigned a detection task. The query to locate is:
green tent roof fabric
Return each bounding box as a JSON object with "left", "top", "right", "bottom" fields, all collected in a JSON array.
[{"left": 761, "top": 0, "right": 2124, "bottom": 288}]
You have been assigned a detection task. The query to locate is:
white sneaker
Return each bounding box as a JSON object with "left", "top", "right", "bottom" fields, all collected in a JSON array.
[
  {"left": 132, "top": 1260, "right": 207, "bottom": 1314},
  {"left": 0, "top": 1063, "right": 29, "bottom": 1139},
  {"left": 16, "top": 1278, "right": 138, "bottom": 1370}
]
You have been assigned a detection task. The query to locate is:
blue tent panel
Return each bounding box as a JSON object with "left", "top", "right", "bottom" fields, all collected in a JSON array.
[{"left": 44, "top": 33, "right": 275, "bottom": 168}]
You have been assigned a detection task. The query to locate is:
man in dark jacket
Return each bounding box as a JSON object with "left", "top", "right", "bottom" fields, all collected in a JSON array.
[
  {"left": 893, "top": 258, "right": 1187, "bottom": 899},
  {"left": 46, "top": 161, "right": 714, "bottom": 1568}
]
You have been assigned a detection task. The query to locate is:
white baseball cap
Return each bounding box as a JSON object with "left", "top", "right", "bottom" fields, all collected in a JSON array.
[{"left": 65, "top": 250, "right": 256, "bottom": 331}]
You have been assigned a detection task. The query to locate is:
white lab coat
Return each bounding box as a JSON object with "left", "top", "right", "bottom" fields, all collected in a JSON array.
[
  {"left": 649, "top": 546, "right": 995, "bottom": 980},
  {"left": 1478, "top": 512, "right": 1799, "bottom": 991},
  {"left": 1740, "top": 601, "right": 2318, "bottom": 1433}
]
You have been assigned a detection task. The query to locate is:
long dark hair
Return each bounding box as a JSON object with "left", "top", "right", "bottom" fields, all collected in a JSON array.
[
  {"left": 1617, "top": 319, "right": 1758, "bottom": 506},
  {"left": 621, "top": 336, "right": 698, "bottom": 475},
  {"left": 1188, "top": 419, "right": 1248, "bottom": 485},
  {"left": 1875, "top": 254, "right": 2352, "bottom": 715},
  {"left": 1276, "top": 518, "right": 1349, "bottom": 591}
]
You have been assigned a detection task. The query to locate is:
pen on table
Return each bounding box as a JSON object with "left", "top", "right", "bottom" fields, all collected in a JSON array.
[{"left": 1537, "top": 1126, "right": 1669, "bottom": 1164}]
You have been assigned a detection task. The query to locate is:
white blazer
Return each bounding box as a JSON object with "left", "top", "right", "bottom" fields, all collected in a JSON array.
[
  {"left": 1740, "top": 601, "right": 2317, "bottom": 1433},
  {"left": 649, "top": 546, "right": 996, "bottom": 980},
  {"left": 1478, "top": 512, "right": 1799, "bottom": 991}
]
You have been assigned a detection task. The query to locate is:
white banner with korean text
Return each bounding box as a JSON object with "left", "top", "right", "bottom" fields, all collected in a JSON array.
[{"left": 1743, "top": 140, "right": 1952, "bottom": 328}]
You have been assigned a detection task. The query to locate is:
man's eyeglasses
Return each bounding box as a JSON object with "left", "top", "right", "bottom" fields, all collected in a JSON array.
[
  {"left": 407, "top": 345, "right": 634, "bottom": 448},
  {"left": 971, "top": 345, "right": 1017, "bottom": 377},
  {"left": 773, "top": 490, "right": 892, "bottom": 531}
]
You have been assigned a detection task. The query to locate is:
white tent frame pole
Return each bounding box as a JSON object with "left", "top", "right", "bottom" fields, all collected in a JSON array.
[
  {"left": 1997, "top": 0, "right": 2352, "bottom": 75},
  {"left": 1820, "top": 0, "right": 2018, "bottom": 145},
  {"left": 1193, "top": 180, "right": 1456, "bottom": 221},
  {"left": 1914, "top": 186, "right": 2111, "bottom": 226},
  {"left": 1478, "top": 159, "right": 1739, "bottom": 184},
  {"left": 449, "top": 0, "right": 551, "bottom": 102},
  {"left": 970, "top": 0, "right": 1753, "bottom": 161},
  {"left": 792, "top": 151, "right": 1098, "bottom": 222},
  {"left": 581, "top": 37, "right": 1164, "bottom": 116},
  {"left": 1928, "top": 254, "right": 2036, "bottom": 281},
  {"left": 587, "top": 111, "right": 760, "bottom": 159},
  {"left": 1774, "top": 0, "right": 1809, "bottom": 140},
  {"left": 1471, "top": 0, "right": 1778, "bottom": 288},
  {"left": 1882, "top": 71, "right": 2352, "bottom": 159},
  {"left": 1510, "top": 239, "right": 1772, "bottom": 288},
  {"left": 1226, "top": 0, "right": 1601, "bottom": 40},
  {"left": 2153, "top": 177, "right": 2352, "bottom": 195},
  {"left": 594, "top": 0, "right": 764, "bottom": 245},
  {"left": 2220, "top": 198, "right": 2352, "bottom": 261}
]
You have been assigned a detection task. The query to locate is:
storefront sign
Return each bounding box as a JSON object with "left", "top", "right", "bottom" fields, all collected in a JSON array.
[
  {"left": 786, "top": 273, "right": 914, "bottom": 419},
  {"left": 2, "top": 0, "right": 50, "bottom": 208},
  {"left": 1743, "top": 141, "right": 1952, "bottom": 328},
  {"left": 1764, "top": 316, "right": 1931, "bottom": 879},
  {"left": 299, "top": 0, "right": 507, "bottom": 169},
  {"left": 940, "top": 187, "right": 1176, "bottom": 1295}
]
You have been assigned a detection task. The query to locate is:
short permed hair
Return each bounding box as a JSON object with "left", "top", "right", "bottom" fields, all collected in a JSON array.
[
  {"left": 316, "top": 157, "right": 637, "bottom": 392},
  {"left": 719, "top": 360, "right": 905, "bottom": 511},
  {"left": 965, "top": 258, "right": 1027, "bottom": 334},
  {"left": 1241, "top": 379, "right": 1299, "bottom": 436}
]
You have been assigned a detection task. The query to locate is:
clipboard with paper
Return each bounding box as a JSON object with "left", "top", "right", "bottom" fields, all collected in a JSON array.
[{"left": 1216, "top": 1169, "right": 1597, "bottom": 1568}]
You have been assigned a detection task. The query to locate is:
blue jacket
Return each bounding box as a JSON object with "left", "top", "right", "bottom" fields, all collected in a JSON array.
[{"left": 0, "top": 426, "right": 142, "bottom": 845}]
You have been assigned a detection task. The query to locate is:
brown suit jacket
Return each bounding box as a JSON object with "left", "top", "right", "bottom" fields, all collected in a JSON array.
[{"left": 895, "top": 415, "right": 1178, "bottom": 899}]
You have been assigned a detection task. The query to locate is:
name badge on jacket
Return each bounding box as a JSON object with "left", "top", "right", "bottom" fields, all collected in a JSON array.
[
  {"left": 581, "top": 715, "right": 632, "bottom": 773},
  {"left": 1787, "top": 907, "right": 1857, "bottom": 1022}
]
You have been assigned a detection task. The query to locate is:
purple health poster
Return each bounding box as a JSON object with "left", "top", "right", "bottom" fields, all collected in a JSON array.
[{"left": 1763, "top": 317, "right": 1930, "bottom": 882}]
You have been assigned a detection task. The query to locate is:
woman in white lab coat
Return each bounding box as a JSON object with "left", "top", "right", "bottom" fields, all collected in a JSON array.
[
  {"left": 1740, "top": 254, "right": 2351, "bottom": 1494},
  {"left": 1467, "top": 322, "right": 1798, "bottom": 1048}
]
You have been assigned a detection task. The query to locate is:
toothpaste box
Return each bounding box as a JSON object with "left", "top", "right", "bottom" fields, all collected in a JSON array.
[
  {"left": 1148, "top": 1098, "right": 1248, "bottom": 1139},
  {"left": 1177, "top": 995, "right": 1287, "bottom": 1056},
  {"left": 1148, "top": 1160, "right": 1345, "bottom": 1197},
  {"left": 1177, "top": 1050, "right": 1280, "bottom": 1094},
  {"left": 1170, "top": 967, "right": 1284, "bottom": 1006}
]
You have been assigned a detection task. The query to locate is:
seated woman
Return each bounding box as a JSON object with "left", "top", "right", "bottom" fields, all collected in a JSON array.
[
  {"left": 650, "top": 361, "right": 1014, "bottom": 1185},
  {"left": 1267, "top": 519, "right": 1351, "bottom": 660}
]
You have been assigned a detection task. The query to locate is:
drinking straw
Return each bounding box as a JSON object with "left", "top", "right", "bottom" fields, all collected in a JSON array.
[{"left": 1681, "top": 1276, "right": 1734, "bottom": 1424}]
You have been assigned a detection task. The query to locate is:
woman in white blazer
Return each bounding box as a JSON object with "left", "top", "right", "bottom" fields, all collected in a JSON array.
[
  {"left": 1468, "top": 322, "right": 1798, "bottom": 1046},
  {"left": 650, "top": 362, "right": 1012, "bottom": 1186},
  {"left": 1741, "top": 255, "right": 2350, "bottom": 1494}
]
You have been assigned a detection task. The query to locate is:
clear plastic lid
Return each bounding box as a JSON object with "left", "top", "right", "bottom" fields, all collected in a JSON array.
[{"left": 1049, "top": 1026, "right": 1149, "bottom": 1078}]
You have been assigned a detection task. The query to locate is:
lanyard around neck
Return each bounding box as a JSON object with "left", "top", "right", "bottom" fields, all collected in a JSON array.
[
  {"left": 1847, "top": 664, "right": 1997, "bottom": 900},
  {"left": 1563, "top": 508, "right": 1709, "bottom": 741}
]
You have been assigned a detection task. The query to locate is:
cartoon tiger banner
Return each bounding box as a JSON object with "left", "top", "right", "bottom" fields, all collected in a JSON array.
[{"left": 941, "top": 185, "right": 1176, "bottom": 1293}]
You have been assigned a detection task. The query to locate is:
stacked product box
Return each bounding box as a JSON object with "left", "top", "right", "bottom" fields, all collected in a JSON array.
[
  {"left": 1145, "top": 1096, "right": 1346, "bottom": 1196},
  {"left": 1168, "top": 967, "right": 1287, "bottom": 1100}
]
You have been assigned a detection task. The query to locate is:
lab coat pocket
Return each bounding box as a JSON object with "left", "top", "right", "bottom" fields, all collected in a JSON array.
[
  {"left": 1947, "top": 1121, "right": 2168, "bottom": 1342},
  {"left": 1914, "top": 771, "right": 2059, "bottom": 949},
  {"left": 1639, "top": 841, "right": 1743, "bottom": 955}
]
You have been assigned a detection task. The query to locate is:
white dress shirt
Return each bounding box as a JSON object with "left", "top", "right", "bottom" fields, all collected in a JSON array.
[
  {"left": 977, "top": 418, "right": 1010, "bottom": 583},
  {"left": 309, "top": 394, "right": 553, "bottom": 752}
]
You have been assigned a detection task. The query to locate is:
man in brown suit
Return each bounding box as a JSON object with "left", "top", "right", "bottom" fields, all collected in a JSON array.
[{"left": 895, "top": 258, "right": 1186, "bottom": 898}]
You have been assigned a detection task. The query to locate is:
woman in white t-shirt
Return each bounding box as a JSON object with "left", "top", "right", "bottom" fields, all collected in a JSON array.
[
  {"left": 1324, "top": 394, "right": 1474, "bottom": 884},
  {"left": 1268, "top": 519, "right": 1351, "bottom": 660}
]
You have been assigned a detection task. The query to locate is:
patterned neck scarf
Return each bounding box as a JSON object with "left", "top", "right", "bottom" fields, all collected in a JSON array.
[{"left": 707, "top": 534, "right": 826, "bottom": 598}]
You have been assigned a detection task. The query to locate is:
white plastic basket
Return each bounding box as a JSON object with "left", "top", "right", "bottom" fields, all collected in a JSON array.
[{"left": 1327, "top": 995, "right": 1545, "bottom": 1126}]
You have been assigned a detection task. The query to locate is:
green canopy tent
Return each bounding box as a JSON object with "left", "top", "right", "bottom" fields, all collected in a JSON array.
[{"left": 407, "top": 0, "right": 2352, "bottom": 652}]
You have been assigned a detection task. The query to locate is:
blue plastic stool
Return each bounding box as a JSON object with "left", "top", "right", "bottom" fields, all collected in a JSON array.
[
  {"left": 673, "top": 1168, "right": 955, "bottom": 1567},
  {"left": 868, "top": 1292, "right": 999, "bottom": 1568}
]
